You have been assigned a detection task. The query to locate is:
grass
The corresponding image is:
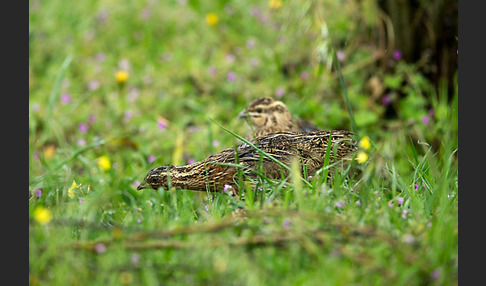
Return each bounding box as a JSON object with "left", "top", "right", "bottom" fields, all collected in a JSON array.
[{"left": 29, "top": 0, "right": 457, "bottom": 285}]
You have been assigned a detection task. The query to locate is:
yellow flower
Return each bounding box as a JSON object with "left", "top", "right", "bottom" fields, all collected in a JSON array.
[
  {"left": 206, "top": 13, "right": 218, "bottom": 26},
  {"left": 115, "top": 70, "right": 129, "bottom": 84},
  {"left": 98, "top": 155, "right": 112, "bottom": 171},
  {"left": 112, "top": 227, "right": 123, "bottom": 239},
  {"left": 269, "top": 0, "right": 283, "bottom": 9},
  {"left": 33, "top": 206, "right": 52, "bottom": 225},
  {"left": 43, "top": 145, "right": 56, "bottom": 159},
  {"left": 356, "top": 152, "right": 369, "bottom": 164},
  {"left": 119, "top": 272, "right": 133, "bottom": 284},
  {"left": 359, "top": 136, "right": 371, "bottom": 150},
  {"left": 68, "top": 180, "right": 81, "bottom": 199}
]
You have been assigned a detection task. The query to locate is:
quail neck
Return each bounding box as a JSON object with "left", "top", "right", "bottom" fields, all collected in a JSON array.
[{"left": 238, "top": 97, "right": 319, "bottom": 139}]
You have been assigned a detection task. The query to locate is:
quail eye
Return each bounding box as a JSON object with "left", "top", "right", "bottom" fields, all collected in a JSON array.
[
  {"left": 255, "top": 108, "right": 263, "bottom": 113},
  {"left": 148, "top": 176, "right": 157, "bottom": 184}
]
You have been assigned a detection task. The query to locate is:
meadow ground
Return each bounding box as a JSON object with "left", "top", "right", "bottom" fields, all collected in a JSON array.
[{"left": 29, "top": 1, "right": 457, "bottom": 285}]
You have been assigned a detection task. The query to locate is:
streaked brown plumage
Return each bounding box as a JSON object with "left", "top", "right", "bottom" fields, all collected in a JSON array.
[
  {"left": 237, "top": 97, "right": 320, "bottom": 140},
  {"left": 137, "top": 130, "right": 357, "bottom": 193}
]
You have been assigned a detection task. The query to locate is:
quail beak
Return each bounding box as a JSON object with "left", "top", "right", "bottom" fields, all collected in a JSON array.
[
  {"left": 136, "top": 180, "right": 148, "bottom": 191},
  {"left": 237, "top": 110, "right": 248, "bottom": 119}
]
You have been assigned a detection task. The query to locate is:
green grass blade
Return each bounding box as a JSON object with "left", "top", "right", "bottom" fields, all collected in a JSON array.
[
  {"left": 332, "top": 49, "right": 358, "bottom": 136},
  {"left": 208, "top": 118, "right": 313, "bottom": 188},
  {"left": 320, "top": 131, "right": 332, "bottom": 185},
  {"left": 47, "top": 55, "right": 73, "bottom": 115},
  {"left": 409, "top": 136, "right": 419, "bottom": 165}
]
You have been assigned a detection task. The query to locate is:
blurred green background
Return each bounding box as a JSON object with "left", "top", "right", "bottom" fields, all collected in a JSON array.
[{"left": 29, "top": 0, "right": 457, "bottom": 285}]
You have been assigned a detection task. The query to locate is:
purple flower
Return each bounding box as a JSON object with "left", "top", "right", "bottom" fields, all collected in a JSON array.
[
  {"left": 137, "top": 217, "right": 143, "bottom": 223},
  {"left": 96, "top": 52, "right": 106, "bottom": 62},
  {"left": 160, "top": 53, "right": 172, "bottom": 62},
  {"left": 140, "top": 8, "right": 152, "bottom": 20},
  {"left": 33, "top": 153, "right": 39, "bottom": 161},
  {"left": 94, "top": 243, "right": 107, "bottom": 254},
  {"left": 96, "top": 10, "right": 109, "bottom": 24},
  {"left": 35, "top": 189, "right": 42, "bottom": 198},
  {"left": 78, "top": 197, "right": 83, "bottom": 204},
  {"left": 275, "top": 88, "right": 285, "bottom": 98},
  {"left": 187, "top": 158, "right": 196, "bottom": 164},
  {"left": 205, "top": 205, "right": 209, "bottom": 212},
  {"left": 227, "top": 71, "right": 236, "bottom": 82},
  {"left": 32, "top": 103, "right": 40, "bottom": 112},
  {"left": 336, "top": 50, "right": 346, "bottom": 61},
  {"left": 119, "top": 59, "right": 131, "bottom": 71},
  {"left": 224, "top": 184, "right": 232, "bottom": 192},
  {"left": 250, "top": 6, "right": 261, "bottom": 17},
  {"left": 428, "top": 108, "right": 435, "bottom": 116},
  {"left": 132, "top": 181, "right": 140, "bottom": 188},
  {"left": 128, "top": 87, "right": 140, "bottom": 102},
  {"left": 402, "top": 209, "right": 409, "bottom": 219},
  {"left": 392, "top": 49, "right": 402, "bottom": 61},
  {"left": 61, "top": 93, "right": 71, "bottom": 104},
  {"left": 356, "top": 200, "right": 361, "bottom": 206},
  {"left": 250, "top": 58, "right": 260, "bottom": 67},
  {"left": 388, "top": 202, "right": 394, "bottom": 208},
  {"left": 397, "top": 197, "right": 404, "bottom": 205},
  {"left": 147, "top": 155, "right": 156, "bottom": 163},
  {"left": 382, "top": 94, "right": 391, "bottom": 106},
  {"left": 300, "top": 71, "right": 309, "bottom": 80},
  {"left": 335, "top": 201, "right": 345, "bottom": 208},
  {"left": 77, "top": 138, "right": 86, "bottom": 146},
  {"left": 246, "top": 39, "right": 256, "bottom": 49},
  {"left": 157, "top": 119, "right": 167, "bottom": 130},
  {"left": 430, "top": 269, "right": 441, "bottom": 280},
  {"left": 282, "top": 219, "right": 291, "bottom": 228},
  {"left": 225, "top": 53, "right": 235, "bottom": 63},
  {"left": 89, "top": 114, "right": 97, "bottom": 124},
  {"left": 188, "top": 125, "right": 202, "bottom": 133},
  {"left": 78, "top": 122, "right": 89, "bottom": 133},
  {"left": 403, "top": 234, "right": 415, "bottom": 244},
  {"left": 208, "top": 66, "right": 217, "bottom": 76},
  {"left": 124, "top": 111, "right": 133, "bottom": 120},
  {"left": 87, "top": 80, "right": 100, "bottom": 91},
  {"left": 131, "top": 253, "right": 140, "bottom": 265},
  {"left": 422, "top": 115, "right": 430, "bottom": 125},
  {"left": 256, "top": 14, "right": 269, "bottom": 26},
  {"left": 414, "top": 184, "right": 419, "bottom": 191},
  {"left": 212, "top": 140, "right": 220, "bottom": 147}
]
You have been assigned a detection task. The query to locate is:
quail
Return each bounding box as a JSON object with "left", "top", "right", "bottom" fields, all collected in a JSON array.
[
  {"left": 237, "top": 97, "right": 320, "bottom": 140},
  {"left": 137, "top": 130, "right": 357, "bottom": 193}
]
